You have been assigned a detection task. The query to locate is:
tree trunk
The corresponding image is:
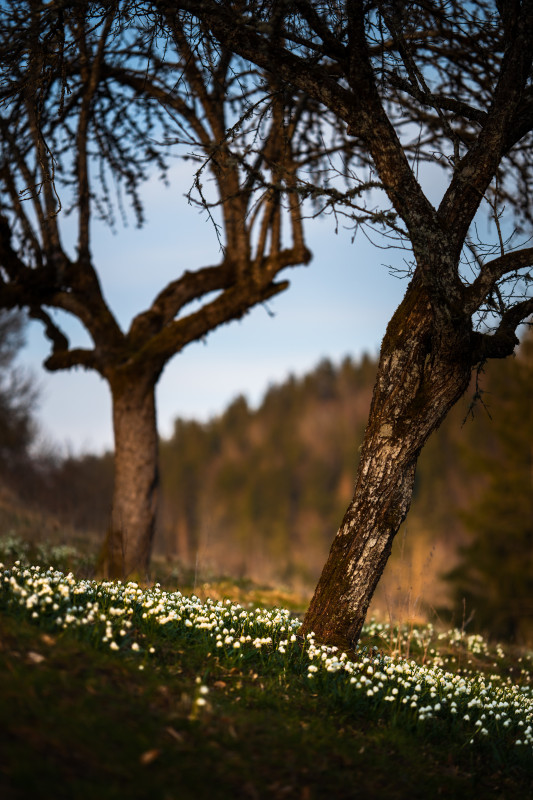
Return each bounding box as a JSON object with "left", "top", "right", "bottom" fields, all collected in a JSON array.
[
  {"left": 99, "top": 373, "right": 159, "bottom": 580},
  {"left": 300, "top": 274, "right": 473, "bottom": 649}
]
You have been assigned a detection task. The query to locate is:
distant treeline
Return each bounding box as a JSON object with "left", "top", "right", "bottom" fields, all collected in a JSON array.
[
  {"left": 2, "top": 321, "right": 532, "bottom": 642},
  {"left": 158, "top": 355, "right": 377, "bottom": 586}
]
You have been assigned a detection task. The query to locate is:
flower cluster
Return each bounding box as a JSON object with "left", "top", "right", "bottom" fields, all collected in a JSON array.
[
  {"left": 0, "top": 562, "right": 300, "bottom": 658},
  {"left": 1, "top": 560, "right": 532, "bottom": 756},
  {"left": 304, "top": 632, "right": 533, "bottom": 747}
]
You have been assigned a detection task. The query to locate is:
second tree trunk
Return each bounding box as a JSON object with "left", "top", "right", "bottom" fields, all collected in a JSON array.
[{"left": 300, "top": 276, "right": 473, "bottom": 649}]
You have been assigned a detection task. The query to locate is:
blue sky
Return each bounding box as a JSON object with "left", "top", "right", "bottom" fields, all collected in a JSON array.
[{"left": 21, "top": 163, "right": 419, "bottom": 454}]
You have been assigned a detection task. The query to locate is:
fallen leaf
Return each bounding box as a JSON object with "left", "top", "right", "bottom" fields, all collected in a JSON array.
[
  {"left": 40, "top": 634, "right": 56, "bottom": 647},
  {"left": 27, "top": 651, "right": 45, "bottom": 664},
  {"left": 140, "top": 749, "right": 160, "bottom": 766}
]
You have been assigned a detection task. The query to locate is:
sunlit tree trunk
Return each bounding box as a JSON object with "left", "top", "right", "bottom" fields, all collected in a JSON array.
[
  {"left": 300, "top": 274, "right": 473, "bottom": 649},
  {"left": 99, "top": 372, "right": 159, "bottom": 580}
]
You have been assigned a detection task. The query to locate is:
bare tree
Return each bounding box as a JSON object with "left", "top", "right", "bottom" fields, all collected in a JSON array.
[
  {"left": 156, "top": 0, "right": 533, "bottom": 647},
  {"left": 0, "top": 1, "right": 310, "bottom": 578}
]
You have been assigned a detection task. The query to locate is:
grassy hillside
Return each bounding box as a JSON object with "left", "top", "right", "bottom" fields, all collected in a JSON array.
[
  {"left": 1, "top": 545, "right": 532, "bottom": 799},
  {"left": 3, "top": 337, "right": 531, "bottom": 644}
]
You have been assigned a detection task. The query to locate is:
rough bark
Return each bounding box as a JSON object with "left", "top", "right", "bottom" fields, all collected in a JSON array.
[
  {"left": 99, "top": 372, "right": 160, "bottom": 580},
  {"left": 300, "top": 273, "right": 473, "bottom": 649}
]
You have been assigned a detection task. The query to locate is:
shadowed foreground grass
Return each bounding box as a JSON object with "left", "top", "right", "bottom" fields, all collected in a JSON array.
[{"left": 1, "top": 556, "right": 532, "bottom": 799}]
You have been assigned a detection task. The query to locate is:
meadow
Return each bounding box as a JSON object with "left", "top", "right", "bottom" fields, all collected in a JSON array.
[{"left": 1, "top": 534, "right": 532, "bottom": 799}]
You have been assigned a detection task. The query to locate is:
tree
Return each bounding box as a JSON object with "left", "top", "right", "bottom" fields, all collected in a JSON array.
[
  {"left": 159, "top": 0, "right": 533, "bottom": 647},
  {"left": 0, "top": 309, "right": 37, "bottom": 472},
  {"left": 0, "top": 1, "right": 310, "bottom": 577},
  {"left": 445, "top": 332, "right": 533, "bottom": 643}
]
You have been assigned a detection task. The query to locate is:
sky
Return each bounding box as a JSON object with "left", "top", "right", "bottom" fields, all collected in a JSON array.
[{"left": 21, "top": 163, "right": 419, "bottom": 455}]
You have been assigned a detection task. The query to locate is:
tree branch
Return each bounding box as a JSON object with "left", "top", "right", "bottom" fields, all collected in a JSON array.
[
  {"left": 101, "top": 63, "right": 213, "bottom": 150},
  {"left": 471, "top": 298, "right": 533, "bottom": 363},
  {"left": 28, "top": 306, "right": 69, "bottom": 353},
  {"left": 438, "top": 0, "right": 533, "bottom": 253},
  {"left": 141, "top": 275, "right": 290, "bottom": 367},
  {"left": 160, "top": 1, "right": 356, "bottom": 123},
  {"left": 464, "top": 247, "right": 533, "bottom": 314},
  {"left": 292, "top": 0, "right": 348, "bottom": 60},
  {"left": 343, "top": 3, "right": 443, "bottom": 266},
  {"left": 127, "top": 262, "right": 233, "bottom": 345},
  {"left": 387, "top": 73, "right": 488, "bottom": 127},
  {"left": 44, "top": 347, "right": 101, "bottom": 372},
  {"left": 73, "top": 3, "right": 117, "bottom": 259}
]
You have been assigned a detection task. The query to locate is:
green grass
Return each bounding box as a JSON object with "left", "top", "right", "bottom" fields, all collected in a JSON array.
[{"left": 1, "top": 539, "right": 532, "bottom": 799}]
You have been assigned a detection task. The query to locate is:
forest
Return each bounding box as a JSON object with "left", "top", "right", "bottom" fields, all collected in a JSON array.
[{"left": 2, "top": 311, "right": 532, "bottom": 644}]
